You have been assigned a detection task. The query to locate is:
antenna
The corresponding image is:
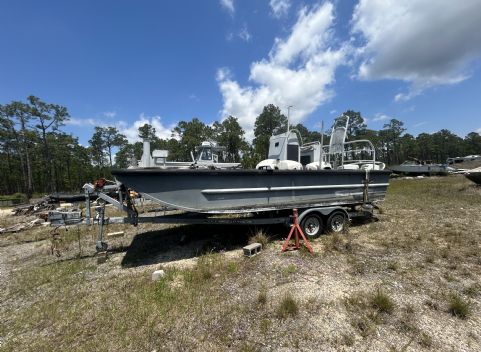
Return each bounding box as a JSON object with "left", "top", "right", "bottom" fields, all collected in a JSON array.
[
  {"left": 319, "top": 121, "right": 324, "bottom": 169},
  {"left": 287, "top": 105, "right": 293, "bottom": 133}
]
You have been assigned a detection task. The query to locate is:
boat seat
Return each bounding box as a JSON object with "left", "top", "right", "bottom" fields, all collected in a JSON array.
[
  {"left": 340, "top": 164, "right": 360, "bottom": 170},
  {"left": 329, "top": 126, "right": 348, "bottom": 154}
]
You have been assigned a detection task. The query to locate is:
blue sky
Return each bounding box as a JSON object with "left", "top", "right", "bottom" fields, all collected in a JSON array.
[{"left": 1, "top": 0, "right": 480, "bottom": 145}]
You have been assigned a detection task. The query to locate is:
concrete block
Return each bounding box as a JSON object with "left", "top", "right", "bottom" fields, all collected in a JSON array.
[
  {"left": 243, "top": 242, "right": 262, "bottom": 257},
  {"left": 152, "top": 270, "right": 166, "bottom": 281}
]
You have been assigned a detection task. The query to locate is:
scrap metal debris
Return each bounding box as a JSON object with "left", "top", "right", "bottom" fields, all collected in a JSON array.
[
  {"left": 13, "top": 197, "right": 56, "bottom": 216},
  {"left": 0, "top": 218, "right": 44, "bottom": 234}
]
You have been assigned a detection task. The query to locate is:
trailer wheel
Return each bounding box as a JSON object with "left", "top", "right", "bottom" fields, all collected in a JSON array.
[
  {"left": 300, "top": 213, "right": 323, "bottom": 238},
  {"left": 326, "top": 211, "right": 348, "bottom": 233}
]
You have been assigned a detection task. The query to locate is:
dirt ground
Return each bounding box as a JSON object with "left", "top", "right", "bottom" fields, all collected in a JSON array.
[{"left": 0, "top": 175, "right": 480, "bottom": 351}]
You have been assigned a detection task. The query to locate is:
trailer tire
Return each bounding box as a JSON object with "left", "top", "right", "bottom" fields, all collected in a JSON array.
[
  {"left": 326, "top": 211, "right": 348, "bottom": 233},
  {"left": 300, "top": 213, "right": 323, "bottom": 238}
]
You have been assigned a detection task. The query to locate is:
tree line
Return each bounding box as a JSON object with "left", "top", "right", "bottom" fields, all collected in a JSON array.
[{"left": 1, "top": 97, "right": 480, "bottom": 197}]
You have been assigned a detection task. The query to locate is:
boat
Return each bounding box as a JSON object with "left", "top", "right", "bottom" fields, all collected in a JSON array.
[
  {"left": 446, "top": 155, "right": 481, "bottom": 173},
  {"left": 465, "top": 166, "right": 481, "bottom": 185},
  {"left": 136, "top": 140, "right": 241, "bottom": 169},
  {"left": 112, "top": 116, "right": 390, "bottom": 213},
  {"left": 391, "top": 158, "right": 448, "bottom": 176}
]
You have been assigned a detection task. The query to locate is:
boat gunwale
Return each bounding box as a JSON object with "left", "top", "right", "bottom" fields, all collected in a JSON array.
[{"left": 111, "top": 168, "right": 392, "bottom": 176}]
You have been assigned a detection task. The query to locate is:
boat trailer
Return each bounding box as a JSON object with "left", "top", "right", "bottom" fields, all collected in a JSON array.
[{"left": 48, "top": 176, "right": 379, "bottom": 253}]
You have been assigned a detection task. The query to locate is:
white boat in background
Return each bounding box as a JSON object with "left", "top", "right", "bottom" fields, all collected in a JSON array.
[
  {"left": 391, "top": 159, "right": 448, "bottom": 176},
  {"left": 135, "top": 140, "right": 241, "bottom": 169}
]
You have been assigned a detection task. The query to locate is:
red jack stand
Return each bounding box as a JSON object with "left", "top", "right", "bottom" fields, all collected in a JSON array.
[{"left": 281, "top": 209, "right": 314, "bottom": 254}]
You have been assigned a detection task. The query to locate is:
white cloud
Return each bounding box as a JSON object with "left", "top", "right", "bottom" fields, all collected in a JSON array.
[
  {"left": 103, "top": 111, "right": 116, "bottom": 118},
  {"left": 329, "top": 109, "right": 337, "bottom": 114},
  {"left": 117, "top": 113, "right": 176, "bottom": 143},
  {"left": 189, "top": 93, "right": 199, "bottom": 101},
  {"left": 238, "top": 25, "right": 251, "bottom": 42},
  {"left": 413, "top": 121, "right": 428, "bottom": 128},
  {"left": 352, "top": 0, "right": 481, "bottom": 101},
  {"left": 372, "top": 113, "right": 391, "bottom": 122},
  {"left": 65, "top": 117, "right": 97, "bottom": 126},
  {"left": 476, "top": 128, "right": 481, "bottom": 134},
  {"left": 270, "top": 0, "right": 291, "bottom": 18},
  {"left": 220, "top": 0, "right": 234, "bottom": 15},
  {"left": 217, "top": 3, "right": 346, "bottom": 140}
]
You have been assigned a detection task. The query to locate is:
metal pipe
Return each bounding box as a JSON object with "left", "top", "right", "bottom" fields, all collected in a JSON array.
[
  {"left": 287, "top": 105, "right": 293, "bottom": 133},
  {"left": 320, "top": 121, "right": 324, "bottom": 169}
]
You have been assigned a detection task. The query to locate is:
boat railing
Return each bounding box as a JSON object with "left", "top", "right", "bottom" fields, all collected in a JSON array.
[
  {"left": 300, "top": 141, "right": 321, "bottom": 150},
  {"left": 320, "top": 139, "right": 376, "bottom": 169}
]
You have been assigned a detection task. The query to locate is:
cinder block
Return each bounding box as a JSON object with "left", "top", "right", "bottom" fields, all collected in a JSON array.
[{"left": 243, "top": 242, "right": 262, "bottom": 257}]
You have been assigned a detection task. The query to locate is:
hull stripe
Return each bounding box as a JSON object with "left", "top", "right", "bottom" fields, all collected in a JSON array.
[{"left": 201, "top": 183, "right": 390, "bottom": 194}]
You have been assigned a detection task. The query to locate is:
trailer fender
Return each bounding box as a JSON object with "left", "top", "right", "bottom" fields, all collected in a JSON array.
[{"left": 298, "top": 206, "right": 349, "bottom": 222}]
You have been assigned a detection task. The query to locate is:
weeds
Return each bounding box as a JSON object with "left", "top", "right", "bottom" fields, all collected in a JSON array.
[
  {"left": 448, "top": 293, "right": 471, "bottom": 319},
  {"left": 463, "top": 282, "right": 480, "bottom": 297},
  {"left": 340, "top": 332, "right": 355, "bottom": 346},
  {"left": 257, "top": 285, "right": 267, "bottom": 305},
  {"left": 227, "top": 261, "right": 239, "bottom": 273},
  {"left": 259, "top": 318, "right": 271, "bottom": 335},
  {"left": 371, "top": 289, "right": 395, "bottom": 314},
  {"left": 348, "top": 255, "right": 366, "bottom": 275},
  {"left": 325, "top": 233, "right": 353, "bottom": 253},
  {"left": 249, "top": 228, "right": 269, "bottom": 248},
  {"left": 397, "top": 304, "right": 418, "bottom": 334},
  {"left": 277, "top": 293, "right": 299, "bottom": 318},
  {"left": 386, "top": 260, "right": 399, "bottom": 272},
  {"left": 281, "top": 264, "right": 297, "bottom": 277},
  {"left": 419, "top": 332, "right": 433, "bottom": 348}
]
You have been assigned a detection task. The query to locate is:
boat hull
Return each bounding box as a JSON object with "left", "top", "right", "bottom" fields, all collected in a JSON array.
[
  {"left": 465, "top": 169, "right": 481, "bottom": 185},
  {"left": 390, "top": 165, "right": 448, "bottom": 176},
  {"left": 111, "top": 169, "right": 391, "bottom": 213}
]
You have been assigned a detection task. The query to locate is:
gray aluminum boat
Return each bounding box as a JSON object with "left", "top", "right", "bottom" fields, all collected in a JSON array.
[
  {"left": 391, "top": 159, "right": 448, "bottom": 176},
  {"left": 112, "top": 116, "right": 391, "bottom": 213},
  {"left": 111, "top": 168, "right": 391, "bottom": 213}
]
